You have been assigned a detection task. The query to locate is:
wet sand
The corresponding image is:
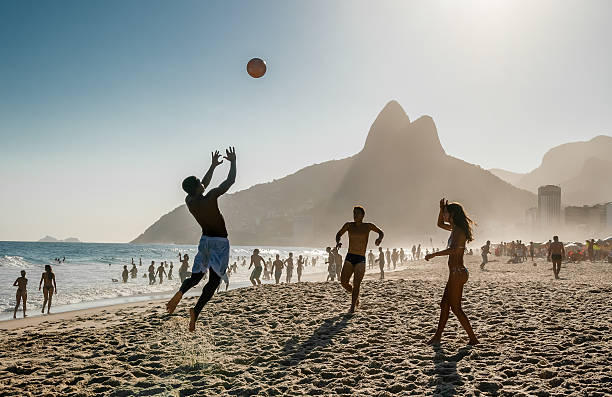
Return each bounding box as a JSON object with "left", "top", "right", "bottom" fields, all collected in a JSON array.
[{"left": 1, "top": 255, "right": 611, "bottom": 396}]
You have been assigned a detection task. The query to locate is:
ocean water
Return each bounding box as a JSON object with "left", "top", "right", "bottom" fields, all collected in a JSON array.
[{"left": 0, "top": 241, "right": 333, "bottom": 320}]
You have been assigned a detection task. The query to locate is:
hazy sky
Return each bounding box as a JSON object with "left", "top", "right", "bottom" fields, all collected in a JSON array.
[{"left": 1, "top": 0, "right": 611, "bottom": 242}]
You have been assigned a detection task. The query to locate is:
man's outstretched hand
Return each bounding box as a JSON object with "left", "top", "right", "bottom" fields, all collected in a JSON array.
[
  {"left": 224, "top": 147, "right": 236, "bottom": 162},
  {"left": 211, "top": 150, "right": 223, "bottom": 167}
]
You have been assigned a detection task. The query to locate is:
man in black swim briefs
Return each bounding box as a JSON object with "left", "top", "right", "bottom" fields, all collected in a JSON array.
[{"left": 335, "top": 206, "right": 384, "bottom": 314}]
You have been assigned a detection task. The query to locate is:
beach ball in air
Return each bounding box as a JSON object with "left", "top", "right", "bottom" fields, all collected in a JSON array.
[{"left": 247, "top": 58, "right": 267, "bottom": 78}]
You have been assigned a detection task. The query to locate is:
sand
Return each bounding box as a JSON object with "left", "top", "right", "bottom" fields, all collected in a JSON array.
[{"left": 1, "top": 255, "right": 611, "bottom": 396}]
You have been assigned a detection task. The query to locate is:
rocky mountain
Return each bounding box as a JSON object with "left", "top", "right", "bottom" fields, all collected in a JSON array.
[
  {"left": 132, "top": 101, "right": 536, "bottom": 246},
  {"left": 490, "top": 135, "right": 612, "bottom": 205}
]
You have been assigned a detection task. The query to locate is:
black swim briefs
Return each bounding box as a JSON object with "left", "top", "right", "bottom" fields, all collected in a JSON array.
[{"left": 345, "top": 253, "right": 366, "bottom": 265}]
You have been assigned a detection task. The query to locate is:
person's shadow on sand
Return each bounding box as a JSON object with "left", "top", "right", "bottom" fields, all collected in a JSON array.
[
  {"left": 430, "top": 345, "right": 471, "bottom": 396},
  {"left": 279, "top": 314, "right": 350, "bottom": 367}
]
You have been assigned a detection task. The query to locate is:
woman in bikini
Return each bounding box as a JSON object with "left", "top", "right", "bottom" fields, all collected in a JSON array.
[
  {"left": 13, "top": 270, "right": 28, "bottom": 318},
  {"left": 425, "top": 198, "right": 479, "bottom": 345},
  {"left": 39, "top": 264, "right": 57, "bottom": 314}
]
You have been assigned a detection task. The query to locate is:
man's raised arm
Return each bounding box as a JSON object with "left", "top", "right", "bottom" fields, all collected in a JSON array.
[
  {"left": 370, "top": 224, "right": 384, "bottom": 246},
  {"left": 212, "top": 147, "right": 236, "bottom": 197},
  {"left": 335, "top": 223, "right": 349, "bottom": 249},
  {"left": 201, "top": 151, "right": 223, "bottom": 189}
]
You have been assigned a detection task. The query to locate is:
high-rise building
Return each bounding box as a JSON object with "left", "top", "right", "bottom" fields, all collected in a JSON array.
[{"left": 537, "top": 185, "right": 561, "bottom": 227}]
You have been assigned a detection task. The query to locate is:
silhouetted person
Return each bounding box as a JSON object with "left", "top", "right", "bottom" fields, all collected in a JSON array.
[
  {"left": 130, "top": 264, "right": 138, "bottom": 278},
  {"left": 425, "top": 198, "right": 479, "bottom": 345},
  {"left": 166, "top": 148, "right": 236, "bottom": 332},
  {"left": 377, "top": 247, "right": 385, "bottom": 279},
  {"left": 549, "top": 236, "right": 565, "bottom": 279},
  {"left": 400, "top": 248, "right": 406, "bottom": 264},
  {"left": 148, "top": 261, "right": 156, "bottom": 285},
  {"left": 529, "top": 241, "right": 535, "bottom": 261},
  {"left": 391, "top": 248, "right": 398, "bottom": 269},
  {"left": 368, "top": 250, "right": 375, "bottom": 270},
  {"left": 335, "top": 206, "right": 384, "bottom": 313},
  {"left": 326, "top": 246, "right": 336, "bottom": 281},
  {"left": 168, "top": 262, "right": 173, "bottom": 280},
  {"left": 272, "top": 254, "right": 284, "bottom": 284},
  {"left": 416, "top": 244, "right": 421, "bottom": 261},
  {"left": 385, "top": 248, "right": 391, "bottom": 270},
  {"left": 122, "top": 265, "right": 129, "bottom": 283},
  {"left": 179, "top": 254, "right": 189, "bottom": 283},
  {"left": 296, "top": 255, "right": 304, "bottom": 282},
  {"left": 156, "top": 263, "right": 166, "bottom": 284},
  {"left": 480, "top": 240, "right": 491, "bottom": 270},
  {"left": 333, "top": 248, "right": 343, "bottom": 281},
  {"left": 249, "top": 249, "right": 264, "bottom": 286},
  {"left": 39, "top": 264, "right": 57, "bottom": 314},
  {"left": 13, "top": 270, "right": 28, "bottom": 318},
  {"left": 412, "top": 245, "right": 417, "bottom": 261},
  {"left": 285, "top": 253, "right": 294, "bottom": 283}
]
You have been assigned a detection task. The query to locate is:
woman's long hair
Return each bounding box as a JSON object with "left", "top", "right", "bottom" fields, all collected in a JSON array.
[{"left": 446, "top": 202, "right": 474, "bottom": 242}]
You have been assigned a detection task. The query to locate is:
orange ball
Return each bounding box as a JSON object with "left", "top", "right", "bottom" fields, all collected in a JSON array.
[{"left": 247, "top": 58, "right": 267, "bottom": 78}]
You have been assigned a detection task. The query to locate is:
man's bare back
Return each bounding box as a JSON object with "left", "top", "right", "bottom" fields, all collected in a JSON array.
[
  {"left": 550, "top": 241, "right": 564, "bottom": 255},
  {"left": 186, "top": 193, "right": 228, "bottom": 238}
]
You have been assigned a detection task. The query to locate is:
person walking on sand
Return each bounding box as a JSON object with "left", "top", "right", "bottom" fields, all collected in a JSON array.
[
  {"left": 13, "top": 270, "right": 28, "bottom": 318},
  {"left": 529, "top": 242, "right": 535, "bottom": 262},
  {"left": 335, "top": 206, "right": 384, "bottom": 313},
  {"left": 548, "top": 236, "right": 565, "bottom": 279},
  {"left": 417, "top": 244, "right": 422, "bottom": 261},
  {"left": 39, "top": 265, "right": 57, "bottom": 314},
  {"left": 392, "top": 248, "right": 398, "bottom": 269},
  {"left": 148, "top": 261, "right": 156, "bottom": 284},
  {"left": 285, "top": 253, "right": 294, "bottom": 283},
  {"left": 122, "top": 265, "right": 129, "bottom": 283},
  {"left": 376, "top": 247, "right": 385, "bottom": 279},
  {"left": 480, "top": 240, "right": 491, "bottom": 270},
  {"left": 272, "top": 254, "right": 284, "bottom": 284},
  {"left": 326, "top": 247, "right": 336, "bottom": 281},
  {"left": 165, "top": 148, "right": 236, "bottom": 332},
  {"left": 297, "top": 255, "right": 304, "bottom": 282},
  {"left": 333, "top": 247, "right": 343, "bottom": 282},
  {"left": 368, "top": 250, "right": 375, "bottom": 270},
  {"left": 248, "top": 249, "right": 265, "bottom": 286},
  {"left": 130, "top": 263, "right": 138, "bottom": 279},
  {"left": 385, "top": 248, "right": 391, "bottom": 270},
  {"left": 156, "top": 262, "right": 167, "bottom": 284},
  {"left": 425, "top": 198, "right": 479, "bottom": 345}
]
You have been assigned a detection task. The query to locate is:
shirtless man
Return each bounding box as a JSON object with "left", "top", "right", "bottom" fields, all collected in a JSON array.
[
  {"left": 165, "top": 148, "right": 236, "bottom": 332},
  {"left": 285, "top": 253, "right": 294, "bottom": 283},
  {"left": 39, "top": 265, "right": 57, "bottom": 314},
  {"left": 412, "top": 245, "right": 417, "bottom": 261},
  {"left": 272, "top": 254, "right": 284, "bottom": 284},
  {"left": 377, "top": 247, "right": 385, "bottom": 279},
  {"left": 325, "top": 247, "right": 336, "bottom": 281},
  {"left": 385, "top": 248, "right": 391, "bottom": 270},
  {"left": 296, "top": 255, "right": 304, "bottom": 282},
  {"left": 548, "top": 236, "right": 565, "bottom": 279},
  {"left": 130, "top": 263, "right": 138, "bottom": 278},
  {"left": 13, "top": 270, "right": 28, "bottom": 318},
  {"left": 122, "top": 265, "right": 129, "bottom": 283},
  {"left": 156, "top": 262, "right": 167, "bottom": 284},
  {"left": 248, "top": 249, "right": 265, "bottom": 286},
  {"left": 367, "top": 250, "right": 375, "bottom": 270},
  {"left": 335, "top": 206, "right": 384, "bottom": 313},
  {"left": 148, "top": 261, "right": 156, "bottom": 284},
  {"left": 178, "top": 254, "right": 189, "bottom": 283},
  {"left": 333, "top": 248, "right": 343, "bottom": 282}
]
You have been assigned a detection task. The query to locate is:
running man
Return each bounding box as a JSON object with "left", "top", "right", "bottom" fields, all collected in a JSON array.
[
  {"left": 13, "top": 270, "right": 28, "bottom": 318},
  {"left": 480, "top": 240, "right": 491, "bottom": 270},
  {"left": 335, "top": 206, "right": 384, "bottom": 313},
  {"left": 39, "top": 265, "right": 57, "bottom": 314},
  {"left": 548, "top": 236, "right": 565, "bottom": 279},
  {"left": 272, "top": 254, "right": 284, "bottom": 284},
  {"left": 248, "top": 249, "right": 265, "bottom": 286},
  {"left": 165, "top": 148, "right": 236, "bottom": 332}
]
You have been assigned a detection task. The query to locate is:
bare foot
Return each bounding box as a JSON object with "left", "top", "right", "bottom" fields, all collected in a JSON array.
[
  {"left": 189, "top": 308, "right": 196, "bottom": 332},
  {"left": 427, "top": 337, "right": 441, "bottom": 345},
  {"left": 355, "top": 298, "right": 360, "bottom": 308},
  {"left": 348, "top": 306, "right": 355, "bottom": 314},
  {"left": 23, "top": 314, "right": 27, "bottom": 318},
  {"left": 13, "top": 314, "right": 16, "bottom": 319},
  {"left": 468, "top": 338, "right": 480, "bottom": 345},
  {"left": 166, "top": 291, "right": 183, "bottom": 314}
]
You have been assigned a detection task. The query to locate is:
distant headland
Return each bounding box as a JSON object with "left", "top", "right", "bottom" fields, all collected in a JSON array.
[{"left": 37, "top": 236, "right": 82, "bottom": 243}]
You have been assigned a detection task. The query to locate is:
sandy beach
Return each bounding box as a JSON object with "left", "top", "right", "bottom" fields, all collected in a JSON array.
[{"left": 1, "top": 255, "right": 611, "bottom": 396}]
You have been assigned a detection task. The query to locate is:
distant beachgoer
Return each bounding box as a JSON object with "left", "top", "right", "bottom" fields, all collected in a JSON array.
[
  {"left": 130, "top": 264, "right": 138, "bottom": 278},
  {"left": 549, "top": 236, "right": 565, "bottom": 279},
  {"left": 529, "top": 242, "right": 535, "bottom": 261},
  {"left": 480, "top": 240, "right": 491, "bottom": 270},
  {"left": 312, "top": 257, "right": 317, "bottom": 267},
  {"left": 412, "top": 245, "right": 416, "bottom": 261},
  {"left": 326, "top": 247, "right": 336, "bottom": 281},
  {"left": 334, "top": 248, "right": 343, "bottom": 281},
  {"left": 165, "top": 148, "right": 236, "bottom": 332},
  {"left": 385, "top": 248, "right": 391, "bottom": 270},
  {"left": 391, "top": 249, "right": 398, "bottom": 269},
  {"left": 285, "top": 253, "right": 294, "bottom": 283},
  {"left": 264, "top": 258, "right": 272, "bottom": 280},
  {"left": 587, "top": 239, "right": 594, "bottom": 262},
  {"left": 139, "top": 257, "right": 142, "bottom": 266},
  {"left": 122, "top": 265, "right": 129, "bottom": 283},
  {"left": 156, "top": 263, "right": 167, "bottom": 284},
  {"left": 62, "top": 256, "right": 65, "bottom": 263},
  {"left": 297, "top": 255, "right": 304, "bottom": 282},
  {"left": 39, "top": 264, "right": 57, "bottom": 314},
  {"left": 179, "top": 254, "right": 189, "bottom": 283},
  {"left": 13, "top": 270, "right": 28, "bottom": 318},
  {"left": 400, "top": 248, "right": 406, "bottom": 264},
  {"left": 131, "top": 258, "right": 135, "bottom": 265},
  {"left": 425, "top": 198, "right": 479, "bottom": 346},
  {"left": 148, "top": 261, "right": 156, "bottom": 285},
  {"left": 217, "top": 270, "right": 230, "bottom": 292},
  {"left": 368, "top": 250, "right": 375, "bottom": 270},
  {"left": 168, "top": 263, "right": 174, "bottom": 280},
  {"left": 417, "top": 244, "right": 421, "bottom": 261},
  {"left": 335, "top": 206, "right": 384, "bottom": 313},
  {"left": 377, "top": 247, "right": 385, "bottom": 279},
  {"left": 272, "top": 254, "right": 284, "bottom": 284},
  {"left": 248, "top": 249, "right": 265, "bottom": 286}
]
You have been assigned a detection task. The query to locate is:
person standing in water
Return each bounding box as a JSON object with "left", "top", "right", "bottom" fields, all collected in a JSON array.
[
  {"left": 296, "top": 255, "right": 304, "bottom": 282},
  {"left": 130, "top": 263, "right": 138, "bottom": 278},
  {"left": 248, "top": 249, "right": 265, "bottom": 286},
  {"left": 148, "top": 261, "right": 156, "bottom": 285},
  {"left": 122, "top": 265, "right": 129, "bottom": 283},
  {"left": 39, "top": 265, "right": 57, "bottom": 314},
  {"left": 156, "top": 262, "right": 167, "bottom": 284},
  {"left": 166, "top": 148, "right": 236, "bottom": 332},
  {"left": 272, "top": 254, "right": 284, "bottom": 284},
  {"left": 168, "top": 262, "right": 174, "bottom": 280},
  {"left": 13, "top": 270, "right": 28, "bottom": 318},
  {"left": 335, "top": 206, "right": 384, "bottom": 313},
  {"left": 285, "top": 253, "right": 294, "bottom": 283},
  {"left": 425, "top": 198, "right": 479, "bottom": 345},
  {"left": 480, "top": 240, "right": 491, "bottom": 270},
  {"left": 548, "top": 236, "right": 565, "bottom": 279},
  {"left": 376, "top": 247, "right": 385, "bottom": 279},
  {"left": 179, "top": 254, "right": 189, "bottom": 283}
]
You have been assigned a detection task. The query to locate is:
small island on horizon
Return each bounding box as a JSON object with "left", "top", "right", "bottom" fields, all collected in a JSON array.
[{"left": 37, "top": 236, "right": 82, "bottom": 243}]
